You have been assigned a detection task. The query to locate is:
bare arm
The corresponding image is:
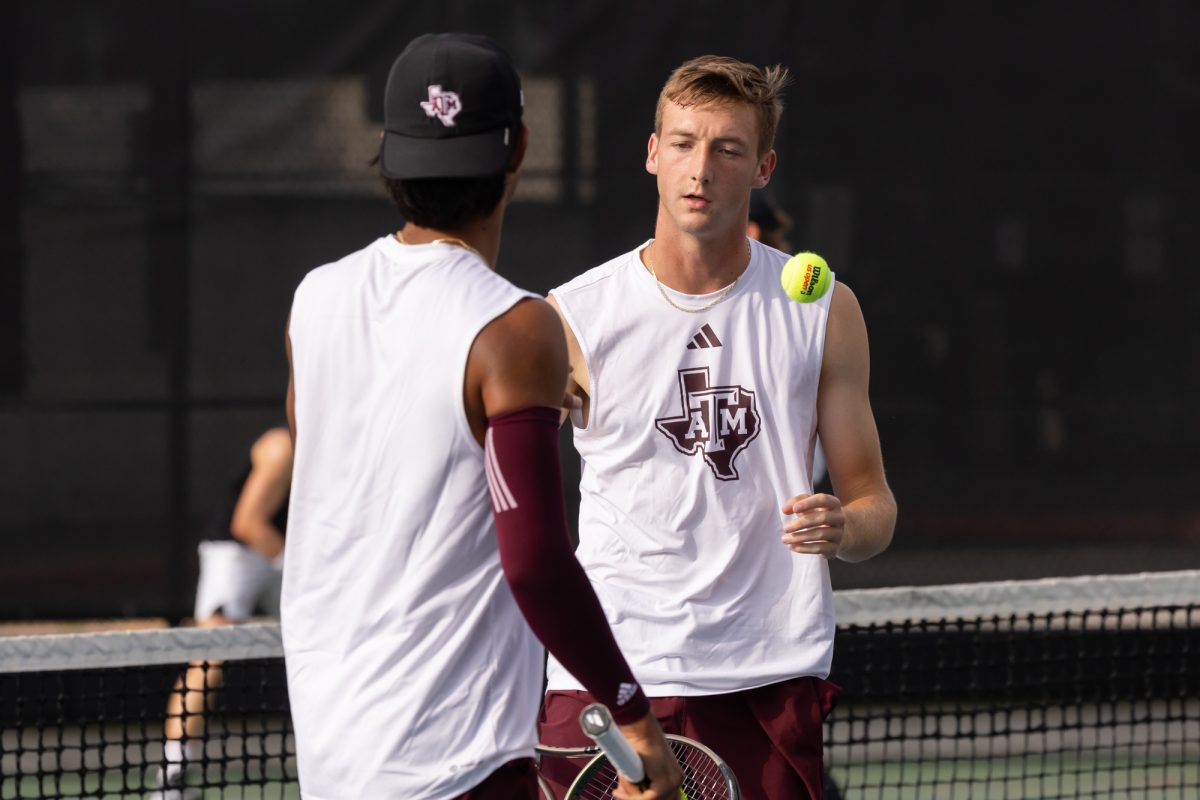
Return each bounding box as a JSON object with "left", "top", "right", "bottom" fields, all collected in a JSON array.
[
  {"left": 466, "top": 297, "right": 681, "bottom": 799},
  {"left": 229, "top": 427, "right": 293, "bottom": 561},
  {"left": 782, "top": 282, "right": 896, "bottom": 562},
  {"left": 464, "top": 297, "right": 568, "bottom": 439},
  {"left": 545, "top": 293, "right": 589, "bottom": 427}
]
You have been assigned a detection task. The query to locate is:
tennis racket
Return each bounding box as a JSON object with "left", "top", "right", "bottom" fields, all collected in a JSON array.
[{"left": 535, "top": 703, "right": 741, "bottom": 800}]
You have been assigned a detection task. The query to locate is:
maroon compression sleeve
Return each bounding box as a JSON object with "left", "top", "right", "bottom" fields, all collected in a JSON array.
[{"left": 486, "top": 406, "right": 650, "bottom": 725}]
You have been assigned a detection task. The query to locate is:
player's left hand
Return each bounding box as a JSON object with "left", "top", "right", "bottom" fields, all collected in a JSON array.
[{"left": 780, "top": 493, "right": 845, "bottom": 558}]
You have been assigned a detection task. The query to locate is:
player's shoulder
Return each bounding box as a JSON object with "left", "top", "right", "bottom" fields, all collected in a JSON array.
[
  {"left": 402, "top": 242, "right": 530, "bottom": 301},
  {"left": 828, "top": 279, "right": 863, "bottom": 321},
  {"left": 750, "top": 236, "right": 792, "bottom": 267},
  {"left": 294, "top": 237, "right": 385, "bottom": 297},
  {"left": 472, "top": 296, "right": 566, "bottom": 390},
  {"left": 251, "top": 427, "right": 294, "bottom": 467},
  {"left": 751, "top": 238, "right": 848, "bottom": 311},
  {"left": 454, "top": 254, "right": 526, "bottom": 292},
  {"left": 551, "top": 242, "right": 648, "bottom": 300},
  {"left": 484, "top": 296, "right": 561, "bottom": 346}
]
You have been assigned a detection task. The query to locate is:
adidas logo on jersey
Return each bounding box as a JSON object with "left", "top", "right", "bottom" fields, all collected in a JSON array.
[
  {"left": 686, "top": 324, "right": 723, "bottom": 350},
  {"left": 616, "top": 682, "right": 638, "bottom": 706}
]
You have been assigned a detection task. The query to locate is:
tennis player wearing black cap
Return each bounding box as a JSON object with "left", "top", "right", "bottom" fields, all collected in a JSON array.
[{"left": 282, "top": 33, "right": 680, "bottom": 800}]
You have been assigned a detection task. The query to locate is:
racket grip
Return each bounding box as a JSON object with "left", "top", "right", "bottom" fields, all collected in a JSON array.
[{"left": 579, "top": 703, "right": 648, "bottom": 786}]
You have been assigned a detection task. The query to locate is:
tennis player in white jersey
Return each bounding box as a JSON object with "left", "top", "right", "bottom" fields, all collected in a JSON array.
[
  {"left": 283, "top": 33, "right": 680, "bottom": 800},
  {"left": 538, "top": 56, "right": 898, "bottom": 798}
]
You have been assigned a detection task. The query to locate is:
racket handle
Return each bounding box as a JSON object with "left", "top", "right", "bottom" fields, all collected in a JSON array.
[{"left": 579, "top": 703, "right": 648, "bottom": 786}]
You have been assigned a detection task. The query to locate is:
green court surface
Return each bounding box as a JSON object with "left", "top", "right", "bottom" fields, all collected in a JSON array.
[
  {"left": 2, "top": 773, "right": 299, "bottom": 799},
  {"left": 9, "top": 759, "right": 1196, "bottom": 800},
  {"left": 829, "top": 755, "right": 1200, "bottom": 800}
]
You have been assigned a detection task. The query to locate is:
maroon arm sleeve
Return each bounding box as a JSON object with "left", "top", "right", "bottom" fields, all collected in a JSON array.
[{"left": 486, "top": 406, "right": 650, "bottom": 725}]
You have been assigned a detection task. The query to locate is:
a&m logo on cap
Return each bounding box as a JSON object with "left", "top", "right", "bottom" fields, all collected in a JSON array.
[{"left": 420, "top": 85, "right": 462, "bottom": 127}]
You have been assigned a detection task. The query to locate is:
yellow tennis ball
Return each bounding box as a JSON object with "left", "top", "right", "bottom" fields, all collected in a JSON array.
[{"left": 780, "top": 252, "right": 831, "bottom": 303}]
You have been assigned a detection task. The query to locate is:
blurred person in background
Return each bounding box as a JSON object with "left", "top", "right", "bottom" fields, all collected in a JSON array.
[
  {"left": 151, "top": 425, "right": 292, "bottom": 800},
  {"left": 538, "top": 54, "right": 896, "bottom": 798},
  {"left": 747, "top": 188, "right": 794, "bottom": 253}
]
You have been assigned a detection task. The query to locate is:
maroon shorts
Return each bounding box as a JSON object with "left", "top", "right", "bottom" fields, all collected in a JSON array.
[
  {"left": 453, "top": 757, "right": 539, "bottom": 800},
  {"left": 538, "top": 677, "right": 840, "bottom": 800}
]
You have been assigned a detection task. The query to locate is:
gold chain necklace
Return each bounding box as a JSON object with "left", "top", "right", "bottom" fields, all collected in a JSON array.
[
  {"left": 396, "top": 230, "right": 483, "bottom": 260},
  {"left": 644, "top": 240, "right": 748, "bottom": 313}
]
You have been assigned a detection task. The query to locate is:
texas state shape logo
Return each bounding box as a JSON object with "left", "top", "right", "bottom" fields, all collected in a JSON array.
[{"left": 655, "top": 367, "right": 760, "bottom": 480}]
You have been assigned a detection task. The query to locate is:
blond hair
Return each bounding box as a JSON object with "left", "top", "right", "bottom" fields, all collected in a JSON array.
[{"left": 654, "top": 56, "right": 790, "bottom": 157}]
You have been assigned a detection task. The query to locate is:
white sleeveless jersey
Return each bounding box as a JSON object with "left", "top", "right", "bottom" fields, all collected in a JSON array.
[
  {"left": 283, "top": 236, "right": 540, "bottom": 800},
  {"left": 546, "top": 238, "right": 835, "bottom": 696}
]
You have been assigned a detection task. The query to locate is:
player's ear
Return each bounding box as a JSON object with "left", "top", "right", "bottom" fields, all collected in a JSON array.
[
  {"left": 751, "top": 149, "right": 776, "bottom": 189},
  {"left": 507, "top": 124, "right": 529, "bottom": 174},
  {"left": 645, "top": 132, "right": 659, "bottom": 176}
]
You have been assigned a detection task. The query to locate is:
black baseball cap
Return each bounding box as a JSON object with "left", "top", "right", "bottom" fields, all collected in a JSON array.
[{"left": 380, "top": 33, "right": 524, "bottom": 180}]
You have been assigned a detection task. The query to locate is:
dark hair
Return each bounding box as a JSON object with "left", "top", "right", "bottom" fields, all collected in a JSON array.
[{"left": 381, "top": 173, "right": 508, "bottom": 230}]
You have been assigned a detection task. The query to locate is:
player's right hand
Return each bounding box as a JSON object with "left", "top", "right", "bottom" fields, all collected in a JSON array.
[{"left": 614, "top": 713, "right": 683, "bottom": 800}]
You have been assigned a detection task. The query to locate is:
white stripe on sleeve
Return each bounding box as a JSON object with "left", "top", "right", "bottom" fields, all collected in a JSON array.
[
  {"left": 483, "top": 429, "right": 508, "bottom": 513},
  {"left": 483, "top": 428, "right": 519, "bottom": 512}
]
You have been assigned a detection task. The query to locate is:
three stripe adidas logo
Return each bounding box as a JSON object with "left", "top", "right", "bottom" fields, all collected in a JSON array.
[
  {"left": 483, "top": 428, "right": 518, "bottom": 514},
  {"left": 686, "top": 324, "right": 723, "bottom": 350}
]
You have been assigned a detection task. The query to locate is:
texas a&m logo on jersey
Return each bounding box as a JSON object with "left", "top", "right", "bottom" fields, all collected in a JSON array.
[
  {"left": 420, "top": 85, "right": 462, "bottom": 127},
  {"left": 655, "top": 367, "right": 760, "bottom": 480}
]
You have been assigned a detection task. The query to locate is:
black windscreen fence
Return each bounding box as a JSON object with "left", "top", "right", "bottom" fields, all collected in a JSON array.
[{"left": 3, "top": 0, "right": 1199, "bottom": 618}]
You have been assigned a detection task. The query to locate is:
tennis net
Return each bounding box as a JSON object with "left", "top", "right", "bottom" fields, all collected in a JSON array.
[
  {"left": 825, "top": 569, "right": 1200, "bottom": 799},
  {"left": 0, "top": 625, "right": 294, "bottom": 799},
  {"left": 1, "top": 570, "right": 1197, "bottom": 799}
]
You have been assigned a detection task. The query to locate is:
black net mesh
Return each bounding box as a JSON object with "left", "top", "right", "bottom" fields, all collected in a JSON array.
[
  {"left": 0, "top": 625, "right": 295, "bottom": 799},
  {"left": 824, "top": 582, "right": 1200, "bottom": 799},
  {"left": 1, "top": 659, "right": 295, "bottom": 799},
  {"left": 2, "top": 574, "right": 1198, "bottom": 798}
]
